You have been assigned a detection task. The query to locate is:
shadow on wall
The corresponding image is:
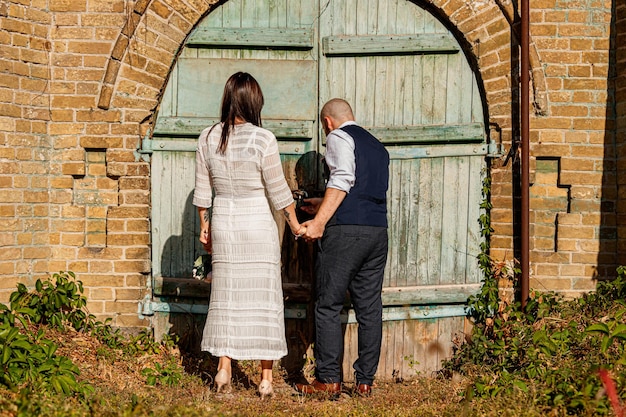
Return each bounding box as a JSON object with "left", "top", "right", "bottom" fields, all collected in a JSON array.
[
  {"left": 601, "top": 0, "right": 625, "bottom": 281},
  {"left": 160, "top": 191, "right": 203, "bottom": 280}
]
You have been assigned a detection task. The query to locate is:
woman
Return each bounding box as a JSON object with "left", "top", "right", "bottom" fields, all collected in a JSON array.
[{"left": 193, "top": 72, "right": 306, "bottom": 399}]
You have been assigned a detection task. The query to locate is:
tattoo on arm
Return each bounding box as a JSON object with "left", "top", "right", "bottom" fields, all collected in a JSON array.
[
  {"left": 283, "top": 209, "right": 291, "bottom": 223},
  {"left": 203, "top": 210, "right": 210, "bottom": 223}
]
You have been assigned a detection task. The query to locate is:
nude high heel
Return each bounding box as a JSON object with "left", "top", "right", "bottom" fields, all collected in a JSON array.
[
  {"left": 258, "top": 379, "right": 273, "bottom": 399},
  {"left": 214, "top": 369, "right": 231, "bottom": 393}
]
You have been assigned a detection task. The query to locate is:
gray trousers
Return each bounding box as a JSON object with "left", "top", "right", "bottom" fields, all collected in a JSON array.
[{"left": 313, "top": 224, "right": 388, "bottom": 385}]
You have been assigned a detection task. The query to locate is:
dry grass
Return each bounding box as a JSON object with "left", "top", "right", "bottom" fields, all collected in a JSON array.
[{"left": 0, "top": 326, "right": 576, "bottom": 417}]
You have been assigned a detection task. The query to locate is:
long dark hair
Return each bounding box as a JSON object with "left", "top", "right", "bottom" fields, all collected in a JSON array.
[{"left": 216, "top": 72, "right": 264, "bottom": 154}]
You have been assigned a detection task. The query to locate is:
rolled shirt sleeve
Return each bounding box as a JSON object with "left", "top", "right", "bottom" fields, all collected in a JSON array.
[{"left": 325, "top": 123, "right": 356, "bottom": 193}]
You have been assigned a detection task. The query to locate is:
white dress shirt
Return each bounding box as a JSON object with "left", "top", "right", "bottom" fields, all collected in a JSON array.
[{"left": 325, "top": 121, "right": 357, "bottom": 193}]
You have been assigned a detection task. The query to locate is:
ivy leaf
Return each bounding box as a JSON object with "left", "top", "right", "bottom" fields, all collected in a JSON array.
[{"left": 585, "top": 323, "right": 610, "bottom": 335}]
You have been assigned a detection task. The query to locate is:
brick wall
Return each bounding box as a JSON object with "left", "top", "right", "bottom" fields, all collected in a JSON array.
[
  {"left": 0, "top": 0, "right": 620, "bottom": 330},
  {"left": 485, "top": 0, "right": 619, "bottom": 297}
]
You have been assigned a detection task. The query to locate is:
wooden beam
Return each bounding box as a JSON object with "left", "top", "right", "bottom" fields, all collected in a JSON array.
[
  {"left": 322, "top": 34, "right": 460, "bottom": 56},
  {"left": 152, "top": 117, "right": 314, "bottom": 140},
  {"left": 187, "top": 28, "right": 314, "bottom": 49},
  {"left": 381, "top": 284, "right": 482, "bottom": 305},
  {"left": 154, "top": 277, "right": 480, "bottom": 306}
]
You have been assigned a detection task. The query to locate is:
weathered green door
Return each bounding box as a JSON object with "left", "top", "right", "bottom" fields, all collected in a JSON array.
[
  {"left": 147, "top": 0, "right": 486, "bottom": 379},
  {"left": 317, "top": 0, "right": 486, "bottom": 378}
]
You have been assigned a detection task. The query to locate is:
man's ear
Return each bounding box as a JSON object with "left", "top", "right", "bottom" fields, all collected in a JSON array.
[{"left": 323, "top": 116, "right": 334, "bottom": 133}]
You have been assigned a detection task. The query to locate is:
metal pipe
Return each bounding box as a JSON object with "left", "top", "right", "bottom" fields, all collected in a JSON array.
[{"left": 520, "top": 0, "right": 530, "bottom": 308}]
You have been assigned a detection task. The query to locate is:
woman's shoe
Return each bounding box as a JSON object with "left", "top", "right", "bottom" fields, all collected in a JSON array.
[
  {"left": 258, "top": 379, "right": 273, "bottom": 399},
  {"left": 214, "top": 369, "right": 231, "bottom": 393}
]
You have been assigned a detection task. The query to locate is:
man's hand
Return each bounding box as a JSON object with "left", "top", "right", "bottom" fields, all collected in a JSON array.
[
  {"left": 299, "top": 197, "right": 322, "bottom": 215},
  {"left": 302, "top": 219, "right": 324, "bottom": 241}
]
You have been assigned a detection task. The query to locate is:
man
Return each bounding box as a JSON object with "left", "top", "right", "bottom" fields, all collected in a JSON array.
[{"left": 295, "top": 98, "right": 390, "bottom": 397}]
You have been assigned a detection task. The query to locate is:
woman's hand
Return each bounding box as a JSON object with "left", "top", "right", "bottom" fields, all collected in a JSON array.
[
  {"left": 199, "top": 227, "right": 212, "bottom": 253},
  {"left": 293, "top": 225, "right": 307, "bottom": 240}
]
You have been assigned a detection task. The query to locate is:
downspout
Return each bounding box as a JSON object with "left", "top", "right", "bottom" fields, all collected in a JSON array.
[{"left": 521, "top": 0, "right": 530, "bottom": 308}]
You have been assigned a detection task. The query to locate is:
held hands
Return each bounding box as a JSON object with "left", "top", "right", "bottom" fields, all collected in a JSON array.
[
  {"left": 293, "top": 225, "right": 307, "bottom": 240},
  {"left": 296, "top": 197, "right": 325, "bottom": 242},
  {"left": 301, "top": 219, "right": 324, "bottom": 242}
]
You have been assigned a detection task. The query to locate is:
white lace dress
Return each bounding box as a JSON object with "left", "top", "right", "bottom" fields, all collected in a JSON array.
[{"left": 193, "top": 122, "right": 294, "bottom": 360}]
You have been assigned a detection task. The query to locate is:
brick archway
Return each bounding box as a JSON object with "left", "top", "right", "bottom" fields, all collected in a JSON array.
[{"left": 100, "top": 0, "right": 548, "bottom": 133}]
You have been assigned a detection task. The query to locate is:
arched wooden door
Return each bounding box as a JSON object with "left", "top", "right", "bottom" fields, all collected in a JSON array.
[{"left": 147, "top": 0, "right": 486, "bottom": 379}]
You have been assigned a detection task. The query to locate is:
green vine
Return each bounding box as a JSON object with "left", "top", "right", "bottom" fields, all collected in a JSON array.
[{"left": 466, "top": 174, "right": 517, "bottom": 325}]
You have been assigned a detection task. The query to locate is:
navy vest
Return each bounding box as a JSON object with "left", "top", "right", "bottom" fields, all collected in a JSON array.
[{"left": 332, "top": 124, "right": 389, "bottom": 228}]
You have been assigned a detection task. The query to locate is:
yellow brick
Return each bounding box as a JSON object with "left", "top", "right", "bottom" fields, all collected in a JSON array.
[
  {"left": 531, "top": 237, "right": 555, "bottom": 250},
  {"left": 49, "top": 0, "right": 88, "bottom": 13},
  {"left": 87, "top": 302, "right": 106, "bottom": 314},
  {"left": 560, "top": 264, "right": 585, "bottom": 276},
  {"left": 115, "top": 288, "right": 146, "bottom": 301},
  {"left": 86, "top": 234, "right": 107, "bottom": 247},
  {"left": 88, "top": 288, "right": 114, "bottom": 300},
  {"left": 77, "top": 247, "right": 123, "bottom": 259},
  {"left": 115, "top": 260, "right": 150, "bottom": 273},
  {"left": 529, "top": 277, "right": 572, "bottom": 291},
  {"left": 557, "top": 225, "right": 595, "bottom": 239},
  {"left": 105, "top": 301, "right": 139, "bottom": 314},
  {"left": 89, "top": 261, "right": 113, "bottom": 273},
  {"left": 125, "top": 274, "right": 148, "bottom": 287},
  {"left": 68, "top": 261, "right": 89, "bottom": 272},
  {"left": 62, "top": 162, "right": 85, "bottom": 176},
  {"left": 125, "top": 248, "right": 150, "bottom": 259},
  {"left": 556, "top": 239, "right": 578, "bottom": 251},
  {"left": 0, "top": 262, "right": 16, "bottom": 274},
  {"left": 60, "top": 233, "right": 85, "bottom": 246},
  {"left": 23, "top": 247, "right": 52, "bottom": 259},
  {"left": 52, "top": 219, "right": 85, "bottom": 232},
  {"left": 572, "top": 278, "right": 596, "bottom": 290}
]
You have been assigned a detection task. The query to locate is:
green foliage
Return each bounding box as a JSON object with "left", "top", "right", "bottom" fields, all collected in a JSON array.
[
  {"left": 8, "top": 271, "right": 90, "bottom": 331},
  {"left": 466, "top": 175, "right": 520, "bottom": 324},
  {"left": 0, "top": 271, "right": 183, "bottom": 401},
  {"left": 444, "top": 176, "right": 626, "bottom": 415},
  {"left": 141, "top": 358, "right": 183, "bottom": 387},
  {"left": 0, "top": 272, "right": 95, "bottom": 398},
  {"left": 445, "top": 263, "right": 626, "bottom": 415}
]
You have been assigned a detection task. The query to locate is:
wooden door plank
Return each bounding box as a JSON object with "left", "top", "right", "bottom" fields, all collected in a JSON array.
[
  {"left": 466, "top": 156, "right": 484, "bottom": 284},
  {"left": 385, "top": 161, "right": 397, "bottom": 288},
  {"left": 411, "top": 53, "right": 423, "bottom": 125},
  {"left": 401, "top": 320, "right": 415, "bottom": 380},
  {"left": 150, "top": 152, "right": 166, "bottom": 280},
  {"left": 453, "top": 157, "right": 472, "bottom": 283},
  {"left": 428, "top": 158, "right": 444, "bottom": 284},
  {"left": 405, "top": 160, "right": 420, "bottom": 283},
  {"left": 437, "top": 316, "right": 463, "bottom": 368},
  {"left": 416, "top": 158, "right": 431, "bottom": 285},
  {"left": 422, "top": 319, "right": 440, "bottom": 373},
  {"left": 440, "top": 157, "right": 463, "bottom": 284},
  {"left": 446, "top": 53, "right": 464, "bottom": 124},
  {"left": 342, "top": 323, "right": 359, "bottom": 381}
]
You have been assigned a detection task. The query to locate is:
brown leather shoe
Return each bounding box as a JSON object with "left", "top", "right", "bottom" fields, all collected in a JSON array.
[
  {"left": 295, "top": 379, "right": 341, "bottom": 395},
  {"left": 354, "top": 383, "right": 372, "bottom": 397}
]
